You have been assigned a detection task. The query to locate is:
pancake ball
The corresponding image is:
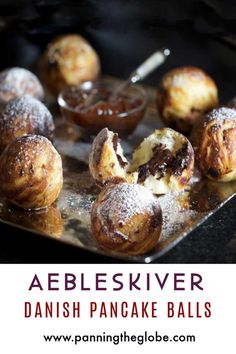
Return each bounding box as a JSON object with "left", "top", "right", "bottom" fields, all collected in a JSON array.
[
  {"left": 0, "top": 135, "right": 63, "bottom": 209},
  {"left": 40, "top": 34, "right": 100, "bottom": 95},
  {"left": 91, "top": 183, "right": 162, "bottom": 255},
  {"left": 157, "top": 66, "right": 218, "bottom": 134},
  {"left": 0, "top": 67, "right": 44, "bottom": 105},
  {"left": 129, "top": 128, "right": 194, "bottom": 194},
  {"left": 89, "top": 128, "right": 138, "bottom": 186},
  {"left": 0, "top": 96, "right": 55, "bottom": 153},
  {"left": 192, "top": 107, "right": 236, "bottom": 181}
]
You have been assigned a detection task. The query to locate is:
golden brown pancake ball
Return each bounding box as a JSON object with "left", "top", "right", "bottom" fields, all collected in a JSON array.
[
  {"left": 191, "top": 107, "right": 236, "bottom": 181},
  {"left": 157, "top": 66, "right": 219, "bottom": 134},
  {"left": 0, "top": 135, "right": 63, "bottom": 209},
  {"left": 91, "top": 183, "right": 162, "bottom": 255},
  {"left": 40, "top": 34, "right": 100, "bottom": 95},
  {"left": 0, "top": 96, "right": 54, "bottom": 153},
  {"left": 0, "top": 67, "right": 44, "bottom": 105},
  {"left": 89, "top": 128, "right": 137, "bottom": 186}
]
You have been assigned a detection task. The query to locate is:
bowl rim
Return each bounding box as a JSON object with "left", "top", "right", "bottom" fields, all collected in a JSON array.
[{"left": 57, "top": 79, "right": 148, "bottom": 118}]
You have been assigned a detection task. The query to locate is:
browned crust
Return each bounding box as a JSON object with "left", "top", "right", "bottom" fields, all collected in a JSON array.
[
  {"left": 191, "top": 109, "right": 236, "bottom": 181},
  {"left": 172, "top": 141, "right": 194, "bottom": 189},
  {"left": 156, "top": 66, "right": 219, "bottom": 134},
  {"left": 0, "top": 98, "right": 55, "bottom": 154},
  {"left": 89, "top": 128, "right": 137, "bottom": 185},
  {"left": 40, "top": 34, "right": 100, "bottom": 95},
  {"left": 91, "top": 184, "right": 162, "bottom": 255},
  {"left": 90, "top": 127, "right": 109, "bottom": 168},
  {"left": 0, "top": 68, "right": 44, "bottom": 105},
  {"left": 0, "top": 135, "right": 63, "bottom": 209}
]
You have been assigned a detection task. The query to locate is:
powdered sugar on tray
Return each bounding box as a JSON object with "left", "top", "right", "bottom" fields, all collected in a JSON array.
[
  {"left": 157, "top": 191, "right": 191, "bottom": 241},
  {"left": 55, "top": 138, "right": 91, "bottom": 164}
]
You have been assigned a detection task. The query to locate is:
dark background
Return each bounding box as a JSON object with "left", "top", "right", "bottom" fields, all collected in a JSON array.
[{"left": 0, "top": 0, "right": 236, "bottom": 263}]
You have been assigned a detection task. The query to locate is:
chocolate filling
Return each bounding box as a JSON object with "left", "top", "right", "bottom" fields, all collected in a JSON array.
[
  {"left": 138, "top": 144, "right": 172, "bottom": 182},
  {"left": 172, "top": 143, "right": 191, "bottom": 176},
  {"left": 112, "top": 133, "right": 119, "bottom": 151},
  {"left": 138, "top": 143, "right": 190, "bottom": 182}
]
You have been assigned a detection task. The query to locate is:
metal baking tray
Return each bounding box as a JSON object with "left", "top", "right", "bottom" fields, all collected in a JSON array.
[{"left": 0, "top": 82, "right": 236, "bottom": 263}]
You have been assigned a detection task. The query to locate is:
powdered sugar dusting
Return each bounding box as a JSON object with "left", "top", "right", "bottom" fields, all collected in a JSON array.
[
  {"left": 0, "top": 67, "right": 44, "bottom": 103},
  {"left": 0, "top": 96, "right": 54, "bottom": 133},
  {"left": 6, "top": 135, "right": 50, "bottom": 171},
  {"left": 206, "top": 107, "right": 236, "bottom": 125},
  {"left": 97, "top": 183, "right": 159, "bottom": 223}
]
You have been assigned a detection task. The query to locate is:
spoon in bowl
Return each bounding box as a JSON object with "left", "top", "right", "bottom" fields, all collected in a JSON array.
[
  {"left": 83, "top": 47, "right": 171, "bottom": 107},
  {"left": 109, "top": 47, "right": 170, "bottom": 102}
]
